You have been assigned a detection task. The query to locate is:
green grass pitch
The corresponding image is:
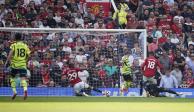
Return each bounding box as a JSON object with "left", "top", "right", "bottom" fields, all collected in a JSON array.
[{"left": 0, "top": 97, "right": 194, "bottom": 112}]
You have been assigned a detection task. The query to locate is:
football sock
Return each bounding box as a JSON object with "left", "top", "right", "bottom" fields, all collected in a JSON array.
[
  {"left": 21, "top": 80, "right": 27, "bottom": 91},
  {"left": 140, "top": 81, "right": 143, "bottom": 96},
  {"left": 10, "top": 77, "right": 17, "bottom": 94},
  {"left": 165, "top": 89, "right": 179, "bottom": 96},
  {"left": 92, "top": 88, "right": 102, "bottom": 93},
  {"left": 125, "top": 81, "right": 131, "bottom": 88}
]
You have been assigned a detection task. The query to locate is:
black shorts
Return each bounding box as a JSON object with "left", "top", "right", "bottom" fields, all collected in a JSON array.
[
  {"left": 10, "top": 68, "right": 27, "bottom": 77},
  {"left": 123, "top": 75, "right": 132, "bottom": 82}
]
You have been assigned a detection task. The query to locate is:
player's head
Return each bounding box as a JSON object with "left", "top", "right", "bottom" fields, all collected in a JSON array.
[
  {"left": 124, "top": 47, "right": 131, "bottom": 55},
  {"left": 148, "top": 52, "right": 154, "bottom": 56},
  {"left": 15, "top": 33, "right": 22, "bottom": 41},
  {"left": 165, "top": 69, "right": 171, "bottom": 76},
  {"left": 79, "top": 63, "right": 87, "bottom": 70},
  {"left": 68, "top": 61, "right": 75, "bottom": 68}
]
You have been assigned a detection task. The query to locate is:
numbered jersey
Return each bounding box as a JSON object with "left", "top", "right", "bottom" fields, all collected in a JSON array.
[
  {"left": 65, "top": 68, "right": 82, "bottom": 86},
  {"left": 142, "top": 56, "right": 162, "bottom": 77},
  {"left": 10, "top": 41, "right": 31, "bottom": 69}
]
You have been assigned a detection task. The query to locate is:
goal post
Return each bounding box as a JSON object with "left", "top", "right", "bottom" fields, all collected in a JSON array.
[{"left": 0, "top": 27, "right": 147, "bottom": 96}]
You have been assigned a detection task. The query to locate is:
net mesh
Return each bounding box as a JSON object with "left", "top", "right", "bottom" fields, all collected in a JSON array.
[{"left": 0, "top": 28, "right": 146, "bottom": 96}]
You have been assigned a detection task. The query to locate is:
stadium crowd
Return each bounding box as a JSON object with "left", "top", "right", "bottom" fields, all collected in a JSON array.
[{"left": 0, "top": 0, "right": 194, "bottom": 88}]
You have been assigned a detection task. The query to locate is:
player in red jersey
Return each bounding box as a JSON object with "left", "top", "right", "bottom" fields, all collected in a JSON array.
[
  {"left": 141, "top": 52, "right": 162, "bottom": 83},
  {"left": 63, "top": 63, "right": 110, "bottom": 96},
  {"left": 140, "top": 52, "right": 162, "bottom": 96}
]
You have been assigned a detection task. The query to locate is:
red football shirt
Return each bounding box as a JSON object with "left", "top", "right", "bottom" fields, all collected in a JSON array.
[
  {"left": 63, "top": 68, "right": 82, "bottom": 85},
  {"left": 141, "top": 56, "right": 162, "bottom": 77}
]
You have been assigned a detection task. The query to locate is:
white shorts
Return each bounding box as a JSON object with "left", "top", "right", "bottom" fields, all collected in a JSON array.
[{"left": 74, "top": 81, "right": 89, "bottom": 93}]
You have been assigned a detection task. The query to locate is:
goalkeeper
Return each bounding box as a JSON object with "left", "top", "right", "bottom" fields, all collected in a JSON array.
[
  {"left": 120, "top": 49, "right": 133, "bottom": 96},
  {"left": 144, "top": 82, "right": 180, "bottom": 97}
]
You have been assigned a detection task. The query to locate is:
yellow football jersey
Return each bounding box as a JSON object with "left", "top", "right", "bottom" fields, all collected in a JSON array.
[
  {"left": 120, "top": 56, "right": 132, "bottom": 75},
  {"left": 10, "top": 41, "right": 30, "bottom": 69}
]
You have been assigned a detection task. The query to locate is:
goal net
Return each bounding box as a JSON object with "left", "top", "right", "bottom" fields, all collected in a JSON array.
[{"left": 0, "top": 28, "right": 147, "bottom": 96}]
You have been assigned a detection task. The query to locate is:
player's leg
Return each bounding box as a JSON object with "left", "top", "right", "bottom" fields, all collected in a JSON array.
[
  {"left": 80, "top": 82, "right": 110, "bottom": 97},
  {"left": 81, "top": 82, "right": 104, "bottom": 96},
  {"left": 120, "top": 75, "right": 132, "bottom": 96},
  {"left": 140, "top": 76, "right": 147, "bottom": 96},
  {"left": 159, "top": 87, "right": 180, "bottom": 96},
  {"left": 19, "top": 69, "right": 28, "bottom": 100},
  {"left": 10, "top": 68, "right": 17, "bottom": 100},
  {"left": 87, "top": 86, "right": 110, "bottom": 97},
  {"left": 141, "top": 75, "right": 157, "bottom": 96},
  {"left": 74, "top": 82, "right": 89, "bottom": 96}
]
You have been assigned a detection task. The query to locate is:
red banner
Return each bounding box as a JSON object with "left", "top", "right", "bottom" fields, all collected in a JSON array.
[{"left": 86, "top": 0, "right": 111, "bottom": 17}]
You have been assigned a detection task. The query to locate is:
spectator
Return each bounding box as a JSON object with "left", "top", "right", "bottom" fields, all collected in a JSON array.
[
  {"left": 47, "top": 13, "right": 57, "bottom": 28},
  {"left": 56, "top": 56, "right": 63, "bottom": 69},
  {"left": 75, "top": 13, "right": 84, "bottom": 27},
  {"left": 94, "top": 19, "right": 106, "bottom": 29},
  {"left": 62, "top": 41, "right": 72, "bottom": 53},
  {"left": 163, "top": 0, "right": 174, "bottom": 6},
  {"left": 112, "top": 4, "right": 127, "bottom": 29},
  {"left": 186, "top": 53, "right": 194, "bottom": 74},
  {"left": 28, "top": 56, "right": 40, "bottom": 70},
  {"left": 50, "top": 60, "right": 62, "bottom": 86},
  {"left": 128, "top": 0, "right": 139, "bottom": 13},
  {"left": 0, "top": 60, "right": 4, "bottom": 86},
  {"left": 126, "top": 14, "right": 138, "bottom": 29},
  {"left": 103, "top": 59, "right": 118, "bottom": 87},
  {"left": 39, "top": 19, "right": 49, "bottom": 28},
  {"left": 105, "top": 46, "right": 114, "bottom": 59},
  {"left": 153, "top": 26, "right": 163, "bottom": 39},
  {"left": 170, "top": 33, "right": 180, "bottom": 45},
  {"left": 142, "top": 0, "right": 154, "bottom": 11},
  {"left": 173, "top": 10, "right": 184, "bottom": 24},
  {"left": 140, "top": 9, "right": 150, "bottom": 21},
  {"left": 183, "top": 68, "right": 194, "bottom": 88},
  {"left": 131, "top": 42, "right": 142, "bottom": 59},
  {"left": 159, "top": 51, "right": 171, "bottom": 72},
  {"left": 160, "top": 69, "right": 178, "bottom": 88},
  {"left": 0, "top": 44, "right": 7, "bottom": 62},
  {"left": 170, "top": 61, "right": 183, "bottom": 87},
  {"left": 188, "top": 36, "right": 194, "bottom": 46},
  {"left": 53, "top": 12, "right": 61, "bottom": 23},
  {"left": 40, "top": 64, "right": 52, "bottom": 87},
  {"left": 174, "top": 50, "right": 186, "bottom": 73}
]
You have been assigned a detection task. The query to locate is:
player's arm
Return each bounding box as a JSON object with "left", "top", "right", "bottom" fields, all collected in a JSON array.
[
  {"left": 5, "top": 49, "right": 14, "bottom": 67},
  {"left": 141, "top": 59, "right": 146, "bottom": 71},
  {"left": 157, "top": 60, "right": 163, "bottom": 76},
  {"left": 159, "top": 77, "right": 164, "bottom": 88},
  {"left": 26, "top": 45, "right": 31, "bottom": 61}
]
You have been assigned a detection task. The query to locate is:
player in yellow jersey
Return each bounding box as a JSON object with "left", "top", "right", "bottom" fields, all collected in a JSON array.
[
  {"left": 5, "top": 33, "right": 30, "bottom": 100},
  {"left": 120, "top": 49, "right": 133, "bottom": 96}
]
